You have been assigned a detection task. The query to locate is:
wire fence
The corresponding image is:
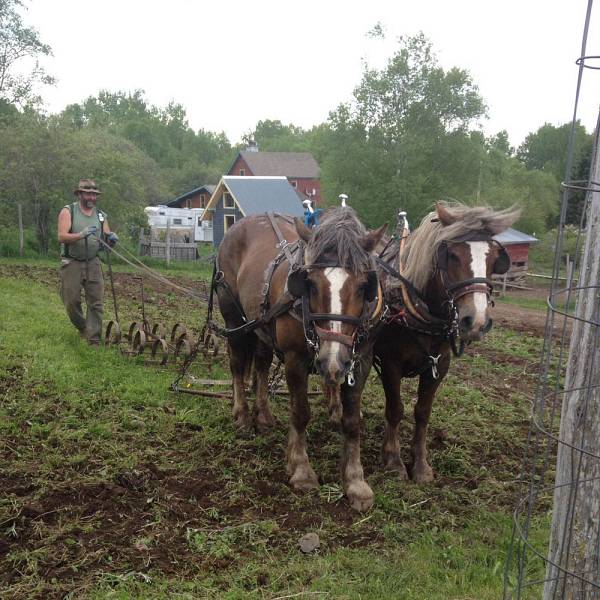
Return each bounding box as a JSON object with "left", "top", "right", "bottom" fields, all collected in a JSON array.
[{"left": 503, "top": 1, "right": 600, "bottom": 598}]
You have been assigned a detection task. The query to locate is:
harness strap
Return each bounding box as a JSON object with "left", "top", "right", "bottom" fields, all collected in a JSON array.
[
  {"left": 314, "top": 324, "right": 355, "bottom": 348},
  {"left": 266, "top": 211, "right": 295, "bottom": 264}
]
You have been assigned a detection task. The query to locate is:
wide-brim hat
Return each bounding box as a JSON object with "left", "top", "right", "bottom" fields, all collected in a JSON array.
[{"left": 74, "top": 179, "right": 102, "bottom": 195}]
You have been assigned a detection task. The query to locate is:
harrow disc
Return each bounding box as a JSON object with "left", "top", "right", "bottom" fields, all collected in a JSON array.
[
  {"left": 104, "top": 320, "right": 122, "bottom": 346},
  {"left": 152, "top": 323, "right": 166, "bottom": 339},
  {"left": 171, "top": 323, "right": 187, "bottom": 343},
  {"left": 128, "top": 321, "right": 141, "bottom": 341},
  {"left": 203, "top": 332, "right": 221, "bottom": 357},
  {"left": 151, "top": 338, "right": 169, "bottom": 365},
  {"left": 174, "top": 336, "right": 191, "bottom": 361},
  {"left": 132, "top": 329, "right": 147, "bottom": 355}
]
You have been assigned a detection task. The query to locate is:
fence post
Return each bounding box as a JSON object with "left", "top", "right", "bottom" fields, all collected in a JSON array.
[
  {"left": 543, "top": 116, "right": 600, "bottom": 599},
  {"left": 17, "top": 202, "right": 24, "bottom": 257},
  {"left": 165, "top": 218, "right": 171, "bottom": 267}
]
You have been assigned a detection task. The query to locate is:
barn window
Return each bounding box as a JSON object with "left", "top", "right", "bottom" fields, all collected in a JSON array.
[
  {"left": 240, "top": 169, "right": 245, "bottom": 176},
  {"left": 199, "top": 194, "right": 206, "bottom": 208},
  {"left": 185, "top": 199, "right": 191, "bottom": 208},
  {"left": 224, "top": 215, "right": 235, "bottom": 231},
  {"left": 515, "top": 261, "right": 526, "bottom": 267},
  {"left": 223, "top": 191, "right": 235, "bottom": 208},
  {"left": 173, "top": 218, "right": 183, "bottom": 225},
  {"left": 290, "top": 180, "right": 297, "bottom": 188}
]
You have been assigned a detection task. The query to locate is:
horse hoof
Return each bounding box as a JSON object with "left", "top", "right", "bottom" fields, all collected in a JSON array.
[
  {"left": 412, "top": 464, "right": 434, "bottom": 484},
  {"left": 346, "top": 480, "right": 374, "bottom": 512},
  {"left": 255, "top": 414, "right": 275, "bottom": 434},
  {"left": 290, "top": 468, "right": 319, "bottom": 492},
  {"left": 234, "top": 414, "right": 253, "bottom": 434},
  {"left": 382, "top": 454, "right": 409, "bottom": 480}
]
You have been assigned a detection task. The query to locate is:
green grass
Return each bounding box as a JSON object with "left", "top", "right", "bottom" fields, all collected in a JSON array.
[{"left": 0, "top": 267, "right": 549, "bottom": 599}]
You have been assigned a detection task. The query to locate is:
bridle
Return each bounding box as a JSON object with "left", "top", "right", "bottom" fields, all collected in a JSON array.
[
  {"left": 289, "top": 253, "right": 384, "bottom": 385},
  {"left": 435, "top": 234, "right": 509, "bottom": 305}
]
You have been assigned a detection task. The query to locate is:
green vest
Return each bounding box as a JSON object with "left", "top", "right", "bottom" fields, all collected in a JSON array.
[{"left": 61, "top": 202, "right": 105, "bottom": 260}]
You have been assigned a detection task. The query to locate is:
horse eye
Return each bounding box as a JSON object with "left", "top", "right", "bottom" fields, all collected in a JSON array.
[{"left": 448, "top": 251, "right": 460, "bottom": 263}]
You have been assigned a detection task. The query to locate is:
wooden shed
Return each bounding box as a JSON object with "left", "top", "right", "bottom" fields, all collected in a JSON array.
[
  {"left": 493, "top": 228, "right": 539, "bottom": 282},
  {"left": 202, "top": 176, "right": 305, "bottom": 247}
]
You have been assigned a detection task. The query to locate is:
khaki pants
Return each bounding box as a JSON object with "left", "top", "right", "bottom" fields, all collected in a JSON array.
[{"left": 60, "top": 257, "right": 104, "bottom": 343}]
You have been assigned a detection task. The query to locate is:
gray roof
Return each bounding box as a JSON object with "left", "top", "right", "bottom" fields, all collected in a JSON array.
[
  {"left": 493, "top": 228, "right": 539, "bottom": 245},
  {"left": 224, "top": 176, "right": 305, "bottom": 217},
  {"left": 166, "top": 184, "right": 215, "bottom": 207},
  {"left": 239, "top": 151, "right": 319, "bottom": 178}
]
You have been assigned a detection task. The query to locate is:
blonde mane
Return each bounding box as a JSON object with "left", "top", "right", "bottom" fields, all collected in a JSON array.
[{"left": 399, "top": 202, "right": 521, "bottom": 293}]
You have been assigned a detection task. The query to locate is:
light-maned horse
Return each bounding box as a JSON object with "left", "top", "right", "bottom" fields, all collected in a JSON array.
[
  {"left": 375, "top": 202, "right": 519, "bottom": 483},
  {"left": 215, "top": 208, "right": 386, "bottom": 511}
]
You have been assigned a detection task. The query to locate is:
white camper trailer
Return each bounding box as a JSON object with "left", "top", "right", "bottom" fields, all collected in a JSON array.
[{"left": 144, "top": 206, "right": 213, "bottom": 242}]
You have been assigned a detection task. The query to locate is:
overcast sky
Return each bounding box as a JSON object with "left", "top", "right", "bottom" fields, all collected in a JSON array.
[{"left": 24, "top": 0, "right": 600, "bottom": 148}]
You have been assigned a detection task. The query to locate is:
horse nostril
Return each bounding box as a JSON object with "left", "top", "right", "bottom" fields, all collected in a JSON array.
[
  {"left": 460, "top": 316, "right": 474, "bottom": 331},
  {"left": 481, "top": 318, "right": 493, "bottom": 334}
]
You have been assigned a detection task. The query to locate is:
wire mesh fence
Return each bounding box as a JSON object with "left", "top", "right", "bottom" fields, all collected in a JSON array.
[{"left": 504, "top": 2, "right": 600, "bottom": 597}]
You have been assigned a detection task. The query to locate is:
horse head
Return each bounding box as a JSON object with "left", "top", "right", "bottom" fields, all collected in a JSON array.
[
  {"left": 434, "top": 202, "right": 518, "bottom": 341},
  {"left": 400, "top": 202, "right": 520, "bottom": 343},
  {"left": 290, "top": 207, "right": 386, "bottom": 384}
]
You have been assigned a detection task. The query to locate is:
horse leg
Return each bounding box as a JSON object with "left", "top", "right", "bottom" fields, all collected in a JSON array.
[
  {"left": 285, "top": 352, "right": 318, "bottom": 491},
  {"left": 253, "top": 340, "right": 275, "bottom": 433},
  {"left": 411, "top": 362, "right": 448, "bottom": 483},
  {"left": 341, "top": 360, "right": 374, "bottom": 512},
  {"left": 380, "top": 358, "right": 408, "bottom": 480},
  {"left": 227, "top": 336, "right": 253, "bottom": 431},
  {"left": 325, "top": 383, "right": 342, "bottom": 427}
]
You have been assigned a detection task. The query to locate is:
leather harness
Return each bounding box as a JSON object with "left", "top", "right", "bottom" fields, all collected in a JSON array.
[{"left": 208, "top": 212, "right": 384, "bottom": 383}]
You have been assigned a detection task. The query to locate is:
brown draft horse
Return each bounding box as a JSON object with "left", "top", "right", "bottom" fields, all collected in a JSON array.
[
  {"left": 375, "top": 202, "right": 520, "bottom": 483},
  {"left": 215, "top": 208, "right": 386, "bottom": 511}
]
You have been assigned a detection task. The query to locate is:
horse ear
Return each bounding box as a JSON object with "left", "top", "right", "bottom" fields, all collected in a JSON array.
[
  {"left": 436, "top": 203, "right": 457, "bottom": 227},
  {"left": 294, "top": 217, "right": 312, "bottom": 242},
  {"left": 362, "top": 223, "right": 388, "bottom": 252}
]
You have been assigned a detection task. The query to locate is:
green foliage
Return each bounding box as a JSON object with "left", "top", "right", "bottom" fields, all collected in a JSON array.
[
  {"left": 316, "top": 34, "right": 558, "bottom": 231},
  {"left": 517, "top": 122, "right": 593, "bottom": 224},
  {"left": 0, "top": 0, "right": 55, "bottom": 106},
  {"left": 246, "top": 119, "right": 314, "bottom": 152},
  {"left": 529, "top": 225, "right": 582, "bottom": 273},
  {"left": 56, "top": 90, "right": 232, "bottom": 194}
]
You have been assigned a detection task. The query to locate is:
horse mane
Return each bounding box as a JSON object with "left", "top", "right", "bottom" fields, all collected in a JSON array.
[
  {"left": 400, "top": 201, "right": 521, "bottom": 292},
  {"left": 306, "top": 206, "right": 374, "bottom": 275}
]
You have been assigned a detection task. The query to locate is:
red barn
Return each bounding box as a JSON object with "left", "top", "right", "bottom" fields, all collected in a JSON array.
[
  {"left": 493, "top": 228, "right": 539, "bottom": 282},
  {"left": 227, "top": 143, "right": 321, "bottom": 205}
]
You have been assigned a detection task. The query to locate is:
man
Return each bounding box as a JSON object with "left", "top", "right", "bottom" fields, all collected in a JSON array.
[
  {"left": 57, "top": 179, "right": 118, "bottom": 345},
  {"left": 302, "top": 198, "right": 323, "bottom": 228}
]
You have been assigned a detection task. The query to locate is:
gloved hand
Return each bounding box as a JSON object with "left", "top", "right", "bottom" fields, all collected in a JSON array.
[
  {"left": 80, "top": 225, "right": 98, "bottom": 238},
  {"left": 107, "top": 232, "right": 119, "bottom": 247}
]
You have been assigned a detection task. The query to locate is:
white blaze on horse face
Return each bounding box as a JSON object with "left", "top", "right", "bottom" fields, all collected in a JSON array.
[
  {"left": 321, "top": 267, "right": 348, "bottom": 375},
  {"left": 467, "top": 241, "right": 490, "bottom": 322}
]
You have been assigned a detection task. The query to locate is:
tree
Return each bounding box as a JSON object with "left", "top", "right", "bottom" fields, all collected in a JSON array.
[
  {"left": 57, "top": 90, "right": 232, "bottom": 191},
  {"left": 322, "top": 33, "right": 487, "bottom": 227},
  {"left": 245, "top": 119, "right": 312, "bottom": 152},
  {"left": 517, "top": 122, "right": 593, "bottom": 225},
  {"left": 0, "top": 0, "right": 55, "bottom": 106}
]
